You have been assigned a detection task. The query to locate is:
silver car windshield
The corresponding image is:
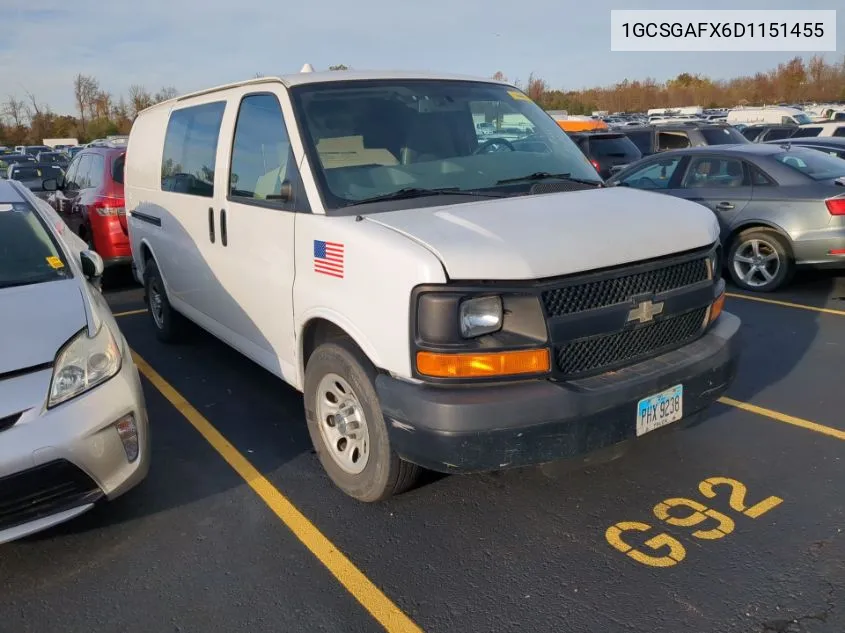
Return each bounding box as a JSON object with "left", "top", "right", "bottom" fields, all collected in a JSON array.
[
  {"left": 0, "top": 203, "right": 71, "bottom": 289},
  {"left": 290, "top": 79, "right": 602, "bottom": 211}
]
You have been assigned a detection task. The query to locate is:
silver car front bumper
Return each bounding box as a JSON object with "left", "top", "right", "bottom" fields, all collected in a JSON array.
[{"left": 0, "top": 351, "right": 150, "bottom": 544}]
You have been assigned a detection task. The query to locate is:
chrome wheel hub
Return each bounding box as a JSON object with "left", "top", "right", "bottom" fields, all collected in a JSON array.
[{"left": 315, "top": 373, "right": 370, "bottom": 475}]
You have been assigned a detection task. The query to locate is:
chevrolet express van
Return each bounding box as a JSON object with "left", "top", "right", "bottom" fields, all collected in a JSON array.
[{"left": 125, "top": 69, "right": 740, "bottom": 501}]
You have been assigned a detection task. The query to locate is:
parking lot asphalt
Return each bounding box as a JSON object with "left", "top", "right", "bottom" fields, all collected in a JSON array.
[{"left": 2, "top": 270, "right": 845, "bottom": 633}]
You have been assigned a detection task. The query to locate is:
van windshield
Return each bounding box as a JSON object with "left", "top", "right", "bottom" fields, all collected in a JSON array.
[{"left": 290, "top": 79, "right": 602, "bottom": 212}]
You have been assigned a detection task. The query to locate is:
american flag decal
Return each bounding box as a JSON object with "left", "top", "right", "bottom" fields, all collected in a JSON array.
[{"left": 313, "top": 240, "right": 345, "bottom": 278}]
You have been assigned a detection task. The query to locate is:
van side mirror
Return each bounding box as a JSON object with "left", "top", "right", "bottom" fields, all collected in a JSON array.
[
  {"left": 42, "top": 178, "right": 58, "bottom": 192},
  {"left": 80, "top": 250, "right": 104, "bottom": 280},
  {"left": 268, "top": 182, "right": 293, "bottom": 203}
]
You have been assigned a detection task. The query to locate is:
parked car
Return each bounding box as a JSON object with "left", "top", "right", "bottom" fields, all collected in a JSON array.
[
  {"left": 4, "top": 163, "right": 65, "bottom": 199},
  {"left": 66, "top": 146, "right": 83, "bottom": 158},
  {"left": 0, "top": 153, "right": 36, "bottom": 178},
  {"left": 15, "top": 145, "right": 53, "bottom": 156},
  {"left": 790, "top": 121, "right": 845, "bottom": 139},
  {"left": 608, "top": 144, "right": 845, "bottom": 292},
  {"left": 567, "top": 131, "right": 642, "bottom": 179},
  {"left": 35, "top": 150, "right": 70, "bottom": 168},
  {"left": 619, "top": 123, "right": 749, "bottom": 157},
  {"left": 741, "top": 124, "right": 797, "bottom": 143},
  {"left": 126, "top": 70, "right": 738, "bottom": 502},
  {"left": 47, "top": 141, "right": 130, "bottom": 269},
  {"left": 764, "top": 137, "right": 845, "bottom": 160},
  {"left": 0, "top": 178, "right": 149, "bottom": 544}
]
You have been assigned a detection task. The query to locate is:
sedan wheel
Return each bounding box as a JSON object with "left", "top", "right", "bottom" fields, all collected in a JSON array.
[{"left": 728, "top": 230, "right": 793, "bottom": 292}]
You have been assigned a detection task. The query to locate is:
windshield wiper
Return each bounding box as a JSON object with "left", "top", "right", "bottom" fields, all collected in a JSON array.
[
  {"left": 346, "top": 187, "right": 506, "bottom": 206},
  {"left": 496, "top": 172, "right": 604, "bottom": 187},
  {"left": 0, "top": 278, "right": 53, "bottom": 290}
]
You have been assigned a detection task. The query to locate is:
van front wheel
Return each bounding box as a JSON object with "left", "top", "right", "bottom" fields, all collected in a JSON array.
[
  {"left": 304, "top": 341, "right": 420, "bottom": 502},
  {"left": 143, "top": 259, "right": 184, "bottom": 343}
]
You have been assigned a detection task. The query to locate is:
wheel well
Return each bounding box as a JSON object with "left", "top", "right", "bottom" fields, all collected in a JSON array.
[
  {"left": 300, "top": 318, "right": 360, "bottom": 374},
  {"left": 728, "top": 224, "right": 793, "bottom": 256}
]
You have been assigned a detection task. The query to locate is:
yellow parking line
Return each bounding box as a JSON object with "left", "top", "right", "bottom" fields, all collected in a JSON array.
[
  {"left": 726, "top": 292, "right": 845, "bottom": 317},
  {"left": 719, "top": 396, "right": 845, "bottom": 442},
  {"left": 113, "top": 308, "right": 149, "bottom": 318},
  {"left": 131, "top": 350, "right": 424, "bottom": 633}
]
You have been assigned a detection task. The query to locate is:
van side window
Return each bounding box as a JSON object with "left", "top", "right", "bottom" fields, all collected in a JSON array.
[
  {"left": 161, "top": 101, "right": 226, "bottom": 197},
  {"left": 833, "top": 127, "right": 845, "bottom": 138},
  {"left": 229, "top": 93, "right": 309, "bottom": 211}
]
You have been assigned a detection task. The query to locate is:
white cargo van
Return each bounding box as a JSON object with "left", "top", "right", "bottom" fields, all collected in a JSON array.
[
  {"left": 726, "top": 107, "right": 813, "bottom": 127},
  {"left": 125, "top": 70, "right": 740, "bottom": 501}
]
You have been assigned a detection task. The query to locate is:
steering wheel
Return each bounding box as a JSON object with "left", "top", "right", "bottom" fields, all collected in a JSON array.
[{"left": 473, "top": 138, "right": 516, "bottom": 155}]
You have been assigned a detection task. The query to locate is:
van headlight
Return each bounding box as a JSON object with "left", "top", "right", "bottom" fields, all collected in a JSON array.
[
  {"left": 459, "top": 295, "right": 503, "bottom": 338},
  {"left": 48, "top": 324, "right": 122, "bottom": 408},
  {"left": 709, "top": 245, "right": 722, "bottom": 279}
]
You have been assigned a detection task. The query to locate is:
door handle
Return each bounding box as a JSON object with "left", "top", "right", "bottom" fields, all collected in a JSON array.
[
  {"left": 220, "top": 209, "right": 228, "bottom": 247},
  {"left": 715, "top": 202, "right": 735, "bottom": 211},
  {"left": 208, "top": 207, "right": 215, "bottom": 243}
]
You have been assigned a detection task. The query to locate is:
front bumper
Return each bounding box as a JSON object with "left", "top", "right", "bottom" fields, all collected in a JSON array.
[
  {"left": 0, "top": 350, "right": 150, "bottom": 544},
  {"left": 377, "top": 312, "right": 740, "bottom": 474}
]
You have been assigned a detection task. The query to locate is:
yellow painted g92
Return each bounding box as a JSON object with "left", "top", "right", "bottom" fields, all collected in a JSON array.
[{"left": 606, "top": 477, "right": 783, "bottom": 568}]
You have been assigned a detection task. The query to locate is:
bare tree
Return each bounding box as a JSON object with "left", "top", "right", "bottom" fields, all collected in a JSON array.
[
  {"left": 73, "top": 74, "right": 99, "bottom": 135},
  {"left": 2, "top": 96, "right": 27, "bottom": 128},
  {"left": 128, "top": 84, "right": 153, "bottom": 117},
  {"left": 153, "top": 86, "right": 178, "bottom": 103},
  {"left": 329, "top": 64, "right": 348, "bottom": 71}
]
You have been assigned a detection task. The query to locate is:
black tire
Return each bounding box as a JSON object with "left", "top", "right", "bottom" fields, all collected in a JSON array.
[
  {"left": 143, "top": 258, "right": 185, "bottom": 343},
  {"left": 304, "top": 341, "right": 420, "bottom": 502},
  {"left": 727, "top": 229, "right": 794, "bottom": 293}
]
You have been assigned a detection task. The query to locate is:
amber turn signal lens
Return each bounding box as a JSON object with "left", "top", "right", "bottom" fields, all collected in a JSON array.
[
  {"left": 416, "top": 348, "right": 551, "bottom": 378},
  {"left": 709, "top": 291, "right": 725, "bottom": 324}
]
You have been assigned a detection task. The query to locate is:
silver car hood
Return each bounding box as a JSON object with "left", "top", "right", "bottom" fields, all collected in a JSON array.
[{"left": 0, "top": 279, "right": 88, "bottom": 374}]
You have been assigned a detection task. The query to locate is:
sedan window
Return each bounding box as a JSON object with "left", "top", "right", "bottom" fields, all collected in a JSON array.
[
  {"left": 618, "top": 157, "right": 683, "bottom": 189},
  {"left": 775, "top": 150, "right": 845, "bottom": 181},
  {"left": 682, "top": 157, "right": 747, "bottom": 188}
]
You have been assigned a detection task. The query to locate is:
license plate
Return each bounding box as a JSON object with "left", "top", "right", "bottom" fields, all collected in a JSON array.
[{"left": 636, "top": 384, "right": 683, "bottom": 436}]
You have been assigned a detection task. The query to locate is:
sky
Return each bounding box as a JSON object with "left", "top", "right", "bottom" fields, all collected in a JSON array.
[{"left": 0, "top": 0, "right": 842, "bottom": 115}]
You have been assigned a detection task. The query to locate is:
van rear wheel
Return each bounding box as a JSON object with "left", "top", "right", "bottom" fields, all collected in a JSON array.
[
  {"left": 143, "top": 259, "right": 185, "bottom": 343},
  {"left": 304, "top": 341, "right": 420, "bottom": 502}
]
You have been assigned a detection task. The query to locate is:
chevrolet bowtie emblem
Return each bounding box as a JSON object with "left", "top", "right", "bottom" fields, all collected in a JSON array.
[{"left": 627, "top": 299, "right": 664, "bottom": 324}]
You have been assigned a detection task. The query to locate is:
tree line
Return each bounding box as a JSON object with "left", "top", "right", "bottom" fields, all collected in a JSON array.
[
  {"left": 505, "top": 55, "right": 845, "bottom": 115},
  {"left": 3, "top": 56, "right": 844, "bottom": 145},
  {"left": 0, "top": 74, "right": 177, "bottom": 146}
]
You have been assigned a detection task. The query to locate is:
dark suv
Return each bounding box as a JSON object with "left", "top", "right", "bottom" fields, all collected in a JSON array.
[
  {"left": 46, "top": 141, "right": 129, "bottom": 268},
  {"left": 619, "top": 123, "right": 749, "bottom": 157},
  {"left": 567, "top": 131, "right": 642, "bottom": 179}
]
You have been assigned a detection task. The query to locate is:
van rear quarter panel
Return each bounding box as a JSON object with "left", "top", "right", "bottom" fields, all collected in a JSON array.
[{"left": 125, "top": 105, "right": 171, "bottom": 273}]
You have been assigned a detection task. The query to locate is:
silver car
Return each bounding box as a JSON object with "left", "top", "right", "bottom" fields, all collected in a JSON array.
[
  {"left": 0, "top": 179, "right": 149, "bottom": 544},
  {"left": 608, "top": 144, "right": 845, "bottom": 292}
]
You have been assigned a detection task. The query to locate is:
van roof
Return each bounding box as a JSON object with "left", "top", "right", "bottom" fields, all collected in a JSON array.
[{"left": 137, "top": 70, "right": 512, "bottom": 115}]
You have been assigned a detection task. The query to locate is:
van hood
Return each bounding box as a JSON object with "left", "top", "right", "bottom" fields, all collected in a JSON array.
[
  {"left": 364, "top": 187, "right": 719, "bottom": 280},
  {"left": 0, "top": 279, "right": 88, "bottom": 374}
]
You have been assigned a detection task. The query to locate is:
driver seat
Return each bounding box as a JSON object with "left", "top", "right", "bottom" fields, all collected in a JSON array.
[{"left": 400, "top": 110, "right": 476, "bottom": 164}]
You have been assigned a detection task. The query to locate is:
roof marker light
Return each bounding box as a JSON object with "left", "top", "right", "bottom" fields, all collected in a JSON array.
[{"left": 300, "top": 63, "right": 314, "bottom": 73}]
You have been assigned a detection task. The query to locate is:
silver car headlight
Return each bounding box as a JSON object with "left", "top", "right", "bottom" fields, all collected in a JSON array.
[{"left": 48, "top": 324, "right": 122, "bottom": 408}]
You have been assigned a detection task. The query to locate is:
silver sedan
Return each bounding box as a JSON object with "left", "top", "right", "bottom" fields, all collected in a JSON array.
[
  {"left": 0, "top": 179, "right": 149, "bottom": 544},
  {"left": 608, "top": 144, "right": 845, "bottom": 292}
]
